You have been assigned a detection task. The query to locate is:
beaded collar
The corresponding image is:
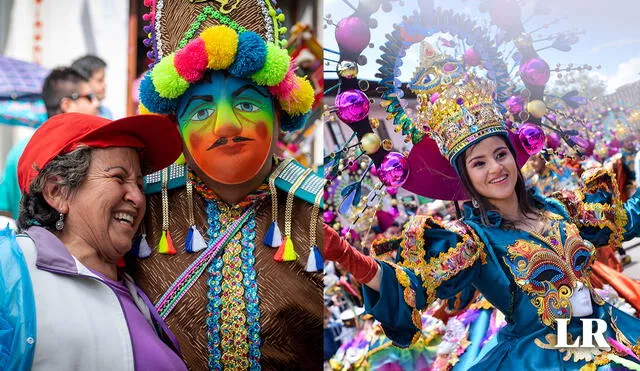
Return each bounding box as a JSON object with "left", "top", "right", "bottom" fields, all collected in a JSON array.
[{"left": 188, "top": 168, "right": 271, "bottom": 209}]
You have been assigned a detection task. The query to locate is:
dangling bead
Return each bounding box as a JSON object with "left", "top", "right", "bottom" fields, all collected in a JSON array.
[
  {"left": 305, "top": 245, "right": 324, "bottom": 272},
  {"left": 116, "top": 257, "right": 126, "bottom": 268},
  {"left": 263, "top": 221, "right": 283, "bottom": 248}
]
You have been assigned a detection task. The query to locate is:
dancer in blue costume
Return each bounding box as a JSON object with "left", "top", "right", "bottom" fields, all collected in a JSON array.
[{"left": 323, "top": 74, "right": 640, "bottom": 370}]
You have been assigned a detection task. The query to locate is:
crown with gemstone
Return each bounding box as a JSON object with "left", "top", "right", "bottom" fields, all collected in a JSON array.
[{"left": 415, "top": 75, "right": 507, "bottom": 162}]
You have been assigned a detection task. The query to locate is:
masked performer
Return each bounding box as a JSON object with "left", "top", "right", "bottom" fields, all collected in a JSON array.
[{"left": 128, "top": 1, "right": 324, "bottom": 369}]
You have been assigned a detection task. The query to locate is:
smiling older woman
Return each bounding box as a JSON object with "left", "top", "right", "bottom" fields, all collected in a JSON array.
[{"left": 0, "top": 113, "right": 186, "bottom": 371}]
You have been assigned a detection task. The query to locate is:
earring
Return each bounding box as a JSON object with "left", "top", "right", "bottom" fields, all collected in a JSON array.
[
  {"left": 472, "top": 199, "right": 480, "bottom": 209},
  {"left": 55, "top": 212, "right": 65, "bottom": 231}
]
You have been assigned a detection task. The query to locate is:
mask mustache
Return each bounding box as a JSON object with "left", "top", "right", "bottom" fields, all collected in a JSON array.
[{"left": 207, "top": 136, "right": 253, "bottom": 150}]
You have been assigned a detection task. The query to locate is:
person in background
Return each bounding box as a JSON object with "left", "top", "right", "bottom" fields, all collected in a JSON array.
[
  {"left": 0, "top": 67, "right": 99, "bottom": 227},
  {"left": 71, "top": 55, "right": 111, "bottom": 119}
]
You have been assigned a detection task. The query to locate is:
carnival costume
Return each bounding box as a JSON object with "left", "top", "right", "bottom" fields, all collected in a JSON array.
[
  {"left": 329, "top": 70, "right": 640, "bottom": 369},
  {"left": 128, "top": 1, "right": 324, "bottom": 369}
]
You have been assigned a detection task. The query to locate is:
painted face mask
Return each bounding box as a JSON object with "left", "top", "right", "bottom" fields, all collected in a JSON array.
[
  {"left": 177, "top": 71, "right": 275, "bottom": 185},
  {"left": 503, "top": 219, "right": 604, "bottom": 327}
]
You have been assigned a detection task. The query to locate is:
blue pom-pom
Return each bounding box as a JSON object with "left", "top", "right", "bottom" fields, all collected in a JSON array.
[
  {"left": 281, "top": 112, "right": 309, "bottom": 132},
  {"left": 139, "top": 72, "right": 178, "bottom": 114},
  {"left": 229, "top": 32, "right": 268, "bottom": 78}
]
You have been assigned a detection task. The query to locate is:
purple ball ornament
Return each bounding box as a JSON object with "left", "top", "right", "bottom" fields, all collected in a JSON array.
[
  {"left": 517, "top": 123, "right": 545, "bottom": 155},
  {"left": 335, "top": 17, "right": 371, "bottom": 56},
  {"left": 463, "top": 48, "right": 482, "bottom": 66},
  {"left": 323, "top": 210, "right": 336, "bottom": 223},
  {"left": 519, "top": 58, "right": 551, "bottom": 87},
  {"left": 377, "top": 152, "right": 410, "bottom": 188},
  {"left": 546, "top": 132, "right": 562, "bottom": 150},
  {"left": 335, "top": 90, "right": 370, "bottom": 124},
  {"left": 506, "top": 95, "right": 525, "bottom": 114}
]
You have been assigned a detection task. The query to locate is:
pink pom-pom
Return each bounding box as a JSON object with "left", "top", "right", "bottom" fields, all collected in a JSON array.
[
  {"left": 142, "top": 13, "right": 151, "bottom": 21},
  {"left": 268, "top": 63, "right": 299, "bottom": 100},
  {"left": 143, "top": 0, "right": 153, "bottom": 7},
  {"left": 174, "top": 38, "right": 208, "bottom": 83}
]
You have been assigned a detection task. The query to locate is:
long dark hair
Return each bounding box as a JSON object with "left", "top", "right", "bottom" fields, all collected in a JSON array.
[{"left": 454, "top": 135, "right": 542, "bottom": 227}]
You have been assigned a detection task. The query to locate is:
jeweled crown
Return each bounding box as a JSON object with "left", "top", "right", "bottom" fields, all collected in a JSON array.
[{"left": 415, "top": 75, "right": 507, "bottom": 161}]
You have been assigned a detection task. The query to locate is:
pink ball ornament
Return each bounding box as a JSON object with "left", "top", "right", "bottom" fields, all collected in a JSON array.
[
  {"left": 377, "top": 152, "right": 410, "bottom": 188},
  {"left": 506, "top": 95, "right": 525, "bottom": 114},
  {"left": 386, "top": 186, "right": 398, "bottom": 196},
  {"left": 608, "top": 146, "right": 619, "bottom": 156},
  {"left": 335, "top": 17, "right": 371, "bottom": 56},
  {"left": 335, "top": 90, "right": 370, "bottom": 124},
  {"left": 463, "top": 48, "right": 482, "bottom": 66},
  {"left": 388, "top": 206, "right": 399, "bottom": 218},
  {"left": 370, "top": 164, "right": 378, "bottom": 177},
  {"left": 323, "top": 210, "right": 336, "bottom": 223},
  {"left": 348, "top": 161, "right": 359, "bottom": 172},
  {"left": 519, "top": 58, "right": 551, "bottom": 87},
  {"left": 517, "top": 123, "right": 545, "bottom": 155},
  {"left": 546, "top": 132, "right": 561, "bottom": 150}
]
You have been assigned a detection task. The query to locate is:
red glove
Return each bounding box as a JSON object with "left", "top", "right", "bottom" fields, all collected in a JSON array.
[{"left": 323, "top": 223, "right": 379, "bottom": 283}]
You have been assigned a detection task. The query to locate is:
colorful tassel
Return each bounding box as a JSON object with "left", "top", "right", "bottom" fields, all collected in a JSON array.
[
  {"left": 263, "top": 221, "right": 283, "bottom": 247},
  {"left": 185, "top": 226, "right": 194, "bottom": 253},
  {"left": 191, "top": 227, "right": 207, "bottom": 252},
  {"left": 138, "top": 234, "right": 152, "bottom": 258},
  {"left": 305, "top": 245, "right": 324, "bottom": 272},
  {"left": 273, "top": 236, "right": 297, "bottom": 262},
  {"left": 130, "top": 234, "right": 142, "bottom": 257},
  {"left": 158, "top": 230, "right": 177, "bottom": 254}
]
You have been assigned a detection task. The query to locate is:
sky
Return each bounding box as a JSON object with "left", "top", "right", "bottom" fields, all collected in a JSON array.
[{"left": 324, "top": 0, "right": 640, "bottom": 94}]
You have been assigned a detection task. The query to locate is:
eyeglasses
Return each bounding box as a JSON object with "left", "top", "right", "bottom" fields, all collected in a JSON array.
[{"left": 62, "top": 92, "right": 97, "bottom": 103}]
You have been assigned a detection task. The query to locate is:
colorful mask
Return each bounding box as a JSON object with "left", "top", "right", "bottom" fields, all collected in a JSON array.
[
  {"left": 177, "top": 71, "right": 275, "bottom": 185},
  {"left": 503, "top": 220, "right": 604, "bottom": 327}
]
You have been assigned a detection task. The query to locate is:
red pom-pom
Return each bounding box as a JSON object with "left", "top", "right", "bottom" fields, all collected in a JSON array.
[{"left": 174, "top": 38, "right": 209, "bottom": 83}]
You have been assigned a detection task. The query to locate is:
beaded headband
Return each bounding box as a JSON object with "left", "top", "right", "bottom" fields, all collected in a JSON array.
[{"left": 139, "top": 3, "right": 314, "bottom": 132}]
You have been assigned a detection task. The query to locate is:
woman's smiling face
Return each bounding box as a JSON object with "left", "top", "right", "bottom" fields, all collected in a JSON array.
[
  {"left": 177, "top": 71, "right": 276, "bottom": 185},
  {"left": 464, "top": 135, "right": 518, "bottom": 203}
]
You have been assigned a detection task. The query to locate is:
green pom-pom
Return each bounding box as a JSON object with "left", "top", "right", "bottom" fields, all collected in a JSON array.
[
  {"left": 251, "top": 43, "right": 290, "bottom": 86},
  {"left": 151, "top": 54, "right": 190, "bottom": 99}
]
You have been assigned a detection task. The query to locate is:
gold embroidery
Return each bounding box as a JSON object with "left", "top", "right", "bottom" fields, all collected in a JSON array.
[
  {"left": 219, "top": 209, "right": 250, "bottom": 368},
  {"left": 504, "top": 222, "right": 603, "bottom": 327}
]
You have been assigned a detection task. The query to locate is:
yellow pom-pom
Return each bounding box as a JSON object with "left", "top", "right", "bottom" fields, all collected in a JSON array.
[
  {"left": 252, "top": 43, "right": 290, "bottom": 86},
  {"left": 138, "top": 103, "right": 151, "bottom": 115},
  {"left": 200, "top": 25, "right": 238, "bottom": 70},
  {"left": 151, "top": 54, "right": 189, "bottom": 99},
  {"left": 280, "top": 76, "right": 315, "bottom": 116}
]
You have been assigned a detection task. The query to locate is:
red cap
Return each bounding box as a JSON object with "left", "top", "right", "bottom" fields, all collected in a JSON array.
[{"left": 18, "top": 113, "right": 183, "bottom": 193}]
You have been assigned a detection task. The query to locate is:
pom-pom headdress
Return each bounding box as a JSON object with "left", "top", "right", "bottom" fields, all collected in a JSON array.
[{"left": 139, "top": 2, "right": 313, "bottom": 131}]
